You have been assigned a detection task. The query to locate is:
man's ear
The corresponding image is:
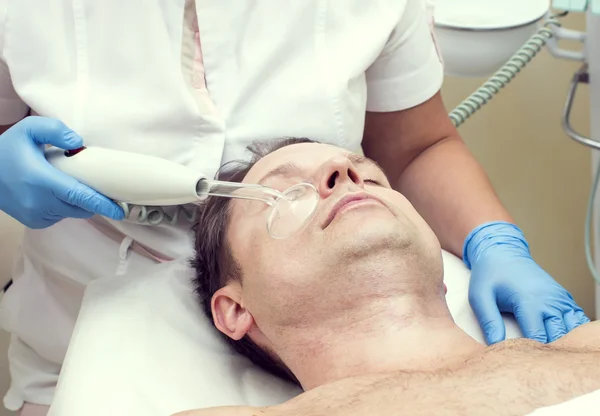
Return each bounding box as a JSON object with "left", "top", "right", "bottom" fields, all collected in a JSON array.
[{"left": 211, "top": 283, "right": 254, "bottom": 341}]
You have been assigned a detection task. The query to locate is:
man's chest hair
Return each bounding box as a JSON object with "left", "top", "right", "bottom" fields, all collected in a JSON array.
[{"left": 276, "top": 324, "right": 600, "bottom": 416}]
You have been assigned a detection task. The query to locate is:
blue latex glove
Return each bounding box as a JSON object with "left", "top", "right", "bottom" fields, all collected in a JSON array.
[
  {"left": 0, "top": 116, "right": 124, "bottom": 228},
  {"left": 464, "top": 221, "right": 590, "bottom": 345}
]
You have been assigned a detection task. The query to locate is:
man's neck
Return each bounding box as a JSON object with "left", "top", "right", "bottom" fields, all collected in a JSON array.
[{"left": 276, "top": 296, "right": 484, "bottom": 391}]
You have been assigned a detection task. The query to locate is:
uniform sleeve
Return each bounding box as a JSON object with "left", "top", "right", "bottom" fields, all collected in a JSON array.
[
  {"left": 0, "top": 0, "right": 28, "bottom": 125},
  {"left": 366, "top": 0, "right": 444, "bottom": 112}
]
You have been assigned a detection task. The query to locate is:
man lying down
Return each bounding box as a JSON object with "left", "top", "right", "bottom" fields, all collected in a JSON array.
[{"left": 178, "top": 138, "right": 599, "bottom": 416}]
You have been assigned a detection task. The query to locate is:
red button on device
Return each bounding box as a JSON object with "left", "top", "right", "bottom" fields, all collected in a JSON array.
[{"left": 64, "top": 146, "right": 86, "bottom": 157}]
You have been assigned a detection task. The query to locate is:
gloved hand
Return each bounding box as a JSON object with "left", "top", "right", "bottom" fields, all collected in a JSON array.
[
  {"left": 0, "top": 116, "right": 124, "bottom": 228},
  {"left": 464, "top": 221, "right": 590, "bottom": 345}
]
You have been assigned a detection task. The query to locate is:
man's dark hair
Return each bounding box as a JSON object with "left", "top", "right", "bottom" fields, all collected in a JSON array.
[{"left": 191, "top": 137, "right": 318, "bottom": 386}]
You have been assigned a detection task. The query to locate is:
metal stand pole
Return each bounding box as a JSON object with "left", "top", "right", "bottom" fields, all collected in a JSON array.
[{"left": 586, "top": 8, "right": 600, "bottom": 317}]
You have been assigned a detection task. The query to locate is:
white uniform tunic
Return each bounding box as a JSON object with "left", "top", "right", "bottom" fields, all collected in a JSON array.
[{"left": 0, "top": 0, "right": 443, "bottom": 410}]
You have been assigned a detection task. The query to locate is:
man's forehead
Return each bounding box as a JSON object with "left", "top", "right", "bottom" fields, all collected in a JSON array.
[{"left": 243, "top": 143, "right": 348, "bottom": 184}]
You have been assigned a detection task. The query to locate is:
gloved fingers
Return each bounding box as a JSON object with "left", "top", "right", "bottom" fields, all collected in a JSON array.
[
  {"left": 543, "top": 315, "right": 568, "bottom": 343},
  {"left": 23, "top": 117, "right": 83, "bottom": 149},
  {"left": 469, "top": 289, "right": 506, "bottom": 345},
  {"left": 563, "top": 310, "right": 580, "bottom": 332},
  {"left": 563, "top": 304, "right": 590, "bottom": 332},
  {"left": 513, "top": 306, "right": 547, "bottom": 343},
  {"left": 50, "top": 173, "right": 124, "bottom": 220},
  {"left": 23, "top": 217, "right": 61, "bottom": 230},
  {"left": 574, "top": 310, "right": 591, "bottom": 326},
  {"left": 45, "top": 201, "right": 95, "bottom": 220}
]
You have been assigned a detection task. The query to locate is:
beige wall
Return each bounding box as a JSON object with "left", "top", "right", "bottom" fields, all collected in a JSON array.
[{"left": 441, "top": 12, "right": 596, "bottom": 317}]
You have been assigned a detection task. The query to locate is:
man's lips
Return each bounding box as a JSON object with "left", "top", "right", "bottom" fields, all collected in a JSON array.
[{"left": 322, "top": 193, "right": 384, "bottom": 228}]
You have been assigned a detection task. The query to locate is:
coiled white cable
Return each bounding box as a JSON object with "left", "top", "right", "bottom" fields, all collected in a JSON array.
[{"left": 449, "top": 15, "right": 564, "bottom": 128}]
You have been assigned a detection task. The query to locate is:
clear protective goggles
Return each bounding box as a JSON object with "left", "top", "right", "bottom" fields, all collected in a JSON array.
[{"left": 198, "top": 179, "right": 320, "bottom": 239}]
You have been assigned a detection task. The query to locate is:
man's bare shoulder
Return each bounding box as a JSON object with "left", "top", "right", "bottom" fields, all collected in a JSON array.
[
  {"left": 173, "top": 406, "right": 271, "bottom": 416},
  {"left": 276, "top": 331, "right": 600, "bottom": 416},
  {"left": 550, "top": 321, "right": 600, "bottom": 351},
  {"left": 481, "top": 321, "right": 600, "bottom": 353},
  {"left": 173, "top": 324, "right": 600, "bottom": 416}
]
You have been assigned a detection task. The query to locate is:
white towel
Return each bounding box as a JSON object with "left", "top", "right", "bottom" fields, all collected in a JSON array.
[{"left": 527, "top": 389, "right": 600, "bottom": 415}]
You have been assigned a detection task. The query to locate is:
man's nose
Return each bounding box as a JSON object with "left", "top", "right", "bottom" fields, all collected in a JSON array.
[{"left": 318, "top": 157, "right": 363, "bottom": 197}]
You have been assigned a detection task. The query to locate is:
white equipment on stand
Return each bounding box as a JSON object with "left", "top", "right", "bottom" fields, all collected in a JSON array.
[{"left": 431, "top": 0, "right": 600, "bottom": 317}]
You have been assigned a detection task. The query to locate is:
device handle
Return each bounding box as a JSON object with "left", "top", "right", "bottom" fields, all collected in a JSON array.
[{"left": 45, "top": 146, "right": 206, "bottom": 206}]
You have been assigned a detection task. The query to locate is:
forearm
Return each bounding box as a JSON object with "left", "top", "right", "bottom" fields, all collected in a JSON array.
[{"left": 396, "top": 134, "right": 513, "bottom": 257}]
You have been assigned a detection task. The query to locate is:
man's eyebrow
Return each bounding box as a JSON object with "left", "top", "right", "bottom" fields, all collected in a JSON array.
[
  {"left": 257, "top": 162, "right": 304, "bottom": 184},
  {"left": 346, "top": 154, "right": 385, "bottom": 174},
  {"left": 257, "top": 155, "right": 385, "bottom": 184}
]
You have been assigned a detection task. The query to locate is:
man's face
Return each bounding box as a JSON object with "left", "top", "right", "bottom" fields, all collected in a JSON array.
[{"left": 214, "top": 143, "right": 443, "bottom": 339}]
